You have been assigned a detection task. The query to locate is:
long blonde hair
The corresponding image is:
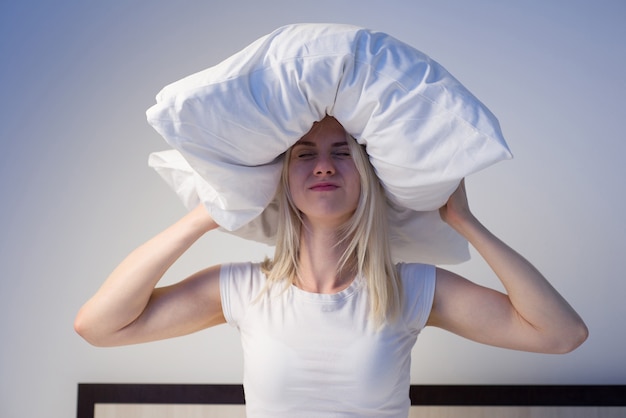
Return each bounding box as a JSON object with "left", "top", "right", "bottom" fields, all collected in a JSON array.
[{"left": 261, "top": 125, "right": 402, "bottom": 326}]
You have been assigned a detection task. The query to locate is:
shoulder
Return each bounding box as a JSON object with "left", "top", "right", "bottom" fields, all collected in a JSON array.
[
  {"left": 396, "top": 262, "right": 436, "bottom": 287},
  {"left": 219, "top": 261, "right": 266, "bottom": 325},
  {"left": 396, "top": 262, "right": 436, "bottom": 302},
  {"left": 395, "top": 262, "right": 437, "bottom": 329},
  {"left": 220, "top": 261, "right": 266, "bottom": 292},
  {"left": 220, "top": 261, "right": 263, "bottom": 279}
]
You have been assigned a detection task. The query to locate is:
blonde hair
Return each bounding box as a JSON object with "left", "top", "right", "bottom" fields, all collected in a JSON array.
[{"left": 261, "top": 126, "right": 402, "bottom": 326}]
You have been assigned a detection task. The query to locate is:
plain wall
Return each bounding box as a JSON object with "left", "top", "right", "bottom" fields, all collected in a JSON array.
[{"left": 1, "top": 1, "right": 625, "bottom": 417}]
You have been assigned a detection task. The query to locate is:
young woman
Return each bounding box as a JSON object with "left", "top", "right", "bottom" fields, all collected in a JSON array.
[{"left": 75, "top": 116, "right": 588, "bottom": 417}]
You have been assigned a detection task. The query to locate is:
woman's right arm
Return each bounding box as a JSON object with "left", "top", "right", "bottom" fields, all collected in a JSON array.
[{"left": 74, "top": 204, "right": 225, "bottom": 347}]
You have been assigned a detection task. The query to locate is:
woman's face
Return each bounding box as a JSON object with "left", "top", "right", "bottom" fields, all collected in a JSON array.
[{"left": 288, "top": 117, "right": 361, "bottom": 227}]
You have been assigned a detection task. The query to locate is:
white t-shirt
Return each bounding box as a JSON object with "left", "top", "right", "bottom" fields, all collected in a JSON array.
[{"left": 220, "top": 262, "right": 436, "bottom": 418}]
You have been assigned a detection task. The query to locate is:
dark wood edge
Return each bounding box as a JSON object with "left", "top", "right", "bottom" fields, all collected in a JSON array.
[
  {"left": 407, "top": 385, "right": 626, "bottom": 406},
  {"left": 77, "top": 384, "right": 626, "bottom": 418}
]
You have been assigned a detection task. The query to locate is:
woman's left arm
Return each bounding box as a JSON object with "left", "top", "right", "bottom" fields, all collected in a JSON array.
[{"left": 428, "top": 180, "right": 588, "bottom": 353}]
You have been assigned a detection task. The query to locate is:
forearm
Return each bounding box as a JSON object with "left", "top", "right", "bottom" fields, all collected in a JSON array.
[{"left": 75, "top": 205, "right": 218, "bottom": 344}]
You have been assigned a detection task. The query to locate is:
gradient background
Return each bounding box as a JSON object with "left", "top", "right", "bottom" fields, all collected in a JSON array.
[{"left": 1, "top": 1, "right": 625, "bottom": 417}]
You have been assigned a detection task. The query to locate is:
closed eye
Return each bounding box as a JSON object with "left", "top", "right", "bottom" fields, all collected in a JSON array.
[
  {"left": 296, "top": 151, "right": 316, "bottom": 159},
  {"left": 333, "top": 148, "right": 352, "bottom": 158}
]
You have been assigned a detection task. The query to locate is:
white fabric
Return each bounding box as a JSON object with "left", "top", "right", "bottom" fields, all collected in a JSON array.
[
  {"left": 147, "top": 23, "right": 512, "bottom": 264},
  {"left": 220, "top": 261, "right": 436, "bottom": 418}
]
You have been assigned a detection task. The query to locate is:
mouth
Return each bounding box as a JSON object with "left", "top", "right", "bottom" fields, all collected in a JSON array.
[{"left": 310, "top": 182, "right": 339, "bottom": 191}]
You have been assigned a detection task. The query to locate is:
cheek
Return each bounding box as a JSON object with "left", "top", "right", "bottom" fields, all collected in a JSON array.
[
  {"left": 287, "top": 166, "right": 300, "bottom": 192},
  {"left": 346, "top": 162, "right": 361, "bottom": 188},
  {"left": 346, "top": 167, "right": 362, "bottom": 205},
  {"left": 287, "top": 166, "right": 305, "bottom": 206}
]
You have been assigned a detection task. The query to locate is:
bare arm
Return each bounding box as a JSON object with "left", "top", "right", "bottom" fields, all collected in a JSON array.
[
  {"left": 74, "top": 204, "right": 225, "bottom": 347},
  {"left": 428, "top": 180, "right": 588, "bottom": 353}
]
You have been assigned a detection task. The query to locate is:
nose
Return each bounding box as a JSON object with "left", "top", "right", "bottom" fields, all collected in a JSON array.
[{"left": 314, "top": 154, "right": 335, "bottom": 176}]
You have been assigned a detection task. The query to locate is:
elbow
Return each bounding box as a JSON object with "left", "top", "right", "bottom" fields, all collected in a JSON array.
[
  {"left": 547, "top": 320, "right": 589, "bottom": 354},
  {"left": 74, "top": 309, "right": 111, "bottom": 347},
  {"left": 564, "top": 321, "right": 590, "bottom": 353},
  {"left": 73, "top": 312, "right": 98, "bottom": 346}
]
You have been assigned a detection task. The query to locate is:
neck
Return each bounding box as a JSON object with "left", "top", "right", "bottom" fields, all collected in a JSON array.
[{"left": 296, "top": 222, "right": 356, "bottom": 294}]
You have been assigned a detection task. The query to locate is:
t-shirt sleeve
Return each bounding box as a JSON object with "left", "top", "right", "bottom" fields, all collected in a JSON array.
[
  {"left": 397, "top": 262, "right": 437, "bottom": 332},
  {"left": 219, "top": 262, "right": 265, "bottom": 327}
]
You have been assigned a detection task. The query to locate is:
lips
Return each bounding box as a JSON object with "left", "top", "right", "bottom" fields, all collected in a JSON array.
[{"left": 310, "top": 182, "right": 339, "bottom": 191}]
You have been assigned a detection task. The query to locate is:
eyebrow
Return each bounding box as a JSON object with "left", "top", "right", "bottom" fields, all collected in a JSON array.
[{"left": 293, "top": 140, "right": 349, "bottom": 148}]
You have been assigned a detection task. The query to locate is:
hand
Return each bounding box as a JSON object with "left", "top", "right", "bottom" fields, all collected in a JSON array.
[{"left": 439, "top": 179, "right": 474, "bottom": 232}]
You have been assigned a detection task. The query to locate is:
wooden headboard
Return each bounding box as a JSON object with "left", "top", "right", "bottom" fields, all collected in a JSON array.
[{"left": 77, "top": 384, "right": 626, "bottom": 418}]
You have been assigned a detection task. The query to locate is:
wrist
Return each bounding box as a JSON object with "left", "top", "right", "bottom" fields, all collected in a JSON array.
[
  {"left": 447, "top": 212, "right": 482, "bottom": 239},
  {"left": 186, "top": 204, "right": 219, "bottom": 234}
]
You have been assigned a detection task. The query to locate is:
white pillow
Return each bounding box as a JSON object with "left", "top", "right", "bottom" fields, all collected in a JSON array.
[{"left": 147, "top": 23, "right": 512, "bottom": 264}]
